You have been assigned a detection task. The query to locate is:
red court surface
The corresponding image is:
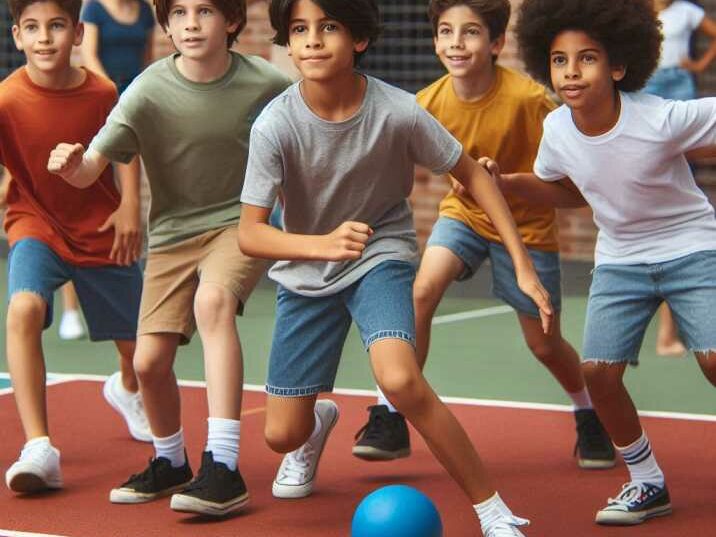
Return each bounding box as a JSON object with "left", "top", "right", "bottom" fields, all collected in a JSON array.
[{"left": 1, "top": 381, "right": 714, "bottom": 536}]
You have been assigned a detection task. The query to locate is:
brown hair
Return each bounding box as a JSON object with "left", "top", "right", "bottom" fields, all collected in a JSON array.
[
  {"left": 427, "top": 0, "right": 510, "bottom": 41},
  {"left": 154, "top": 0, "right": 246, "bottom": 47},
  {"left": 8, "top": 0, "right": 82, "bottom": 24}
]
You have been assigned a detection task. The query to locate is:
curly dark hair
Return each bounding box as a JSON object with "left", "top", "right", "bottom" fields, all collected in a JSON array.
[{"left": 515, "top": 0, "right": 663, "bottom": 92}]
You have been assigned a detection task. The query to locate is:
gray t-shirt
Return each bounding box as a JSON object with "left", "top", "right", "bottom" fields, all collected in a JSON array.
[
  {"left": 90, "top": 52, "right": 291, "bottom": 249},
  {"left": 241, "top": 76, "right": 463, "bottom": 296}
]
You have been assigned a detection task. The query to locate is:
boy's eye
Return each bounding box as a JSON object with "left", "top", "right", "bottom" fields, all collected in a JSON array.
[
  {"left": 199, "top": 7, "right": 212, "bottom": 15},
  {"left": 290, "top": 24, "right": 306, "bottom": 34},
  {"left": 466, "top": 27, "right": 479, "bottom": 36},
  {"left": 438, "top": 27, "right": 451, "bottom": 35},
  {"left": 551, "top": 55, "right": 567, "bottom": 66},
  {"left": 51, "top": 22, "right": 65, "bottom": 29},
  {"left": 323, "top": 23, "right": 338, "bottom": 32},
  {"left": 170, "top": 8, "right": 185, "bottom": 16},
  {"left": 582, "top": 54, "right": 596, "bottom": 64},
  {"left": 24, "top": 23, "right": 38, "bottom": 31}
]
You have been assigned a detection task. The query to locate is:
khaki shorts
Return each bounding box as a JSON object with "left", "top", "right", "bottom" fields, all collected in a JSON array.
[{"left": 138, "top": 225, "right": 267, "bottom": 344}]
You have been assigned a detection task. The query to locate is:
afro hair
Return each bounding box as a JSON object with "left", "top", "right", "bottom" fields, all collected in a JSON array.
[{"left": 515, "top": 0, "right": 663, "bottom": 92}]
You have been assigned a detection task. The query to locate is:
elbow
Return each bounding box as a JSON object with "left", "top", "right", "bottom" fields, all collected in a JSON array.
[{"left": 237, "top": 224, "right": 259, "bottom": 257}]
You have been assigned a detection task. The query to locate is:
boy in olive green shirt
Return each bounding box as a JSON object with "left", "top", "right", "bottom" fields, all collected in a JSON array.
[{"left": 49, "top": 0, "right": 290, "bottom": 517}]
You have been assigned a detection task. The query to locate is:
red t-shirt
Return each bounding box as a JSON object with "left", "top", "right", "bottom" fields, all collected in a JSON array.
[{"left": 0, "top": 67, "right": 122, "bottom": 266}]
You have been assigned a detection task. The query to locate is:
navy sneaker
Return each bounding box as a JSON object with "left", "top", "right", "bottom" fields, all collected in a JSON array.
[
  {"left": 352, "top": 405, "right": 410, "bottom": 461},
  {"left": 574, "top": 409, "right": 615, "bottom": 469},
  {"left": 595, "top": 481, "right": 672, "bottom": 525}
]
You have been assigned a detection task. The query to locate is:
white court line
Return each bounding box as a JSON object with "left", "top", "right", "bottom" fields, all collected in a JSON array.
[
  {"left": 432, "top": 305, "right": 513, "bottom": 325},
  {"left": 0, "top": 531, "right": 70, "bottom": 537},
  {"left": 2, "top": 371, "right": 715, "bottom": 424}
]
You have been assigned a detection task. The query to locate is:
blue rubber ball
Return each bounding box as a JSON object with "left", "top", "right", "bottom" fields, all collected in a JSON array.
[{"left": 351, "top": 485, "right": 443, "bottom": 537}]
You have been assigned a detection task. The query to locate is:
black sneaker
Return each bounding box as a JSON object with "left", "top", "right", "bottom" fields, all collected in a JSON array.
[
  {"left": 170, "top": 451, "right": 249, "bottom": 517},
  {"left": 595, "top": 481, "right": 672, "bottom": 525},
  {"left": 109, "top": 455, "right": 193, "bottom": 503},
  {"left": 352, "top": 405, "right": 411, "bottom": 461},
  {"left": 574, "top": 409, "right": 616, "bottom": 469}
]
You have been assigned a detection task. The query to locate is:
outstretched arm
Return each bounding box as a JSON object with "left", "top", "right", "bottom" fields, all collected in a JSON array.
[
  {"left": 238, "top": 204, "right": 373, "bottom": 262},
  {"left": 449, "top": 152, "right": 553, "bottom": 333},
  {"left": 686, "top": 145, "right": 716, "bottom": 161},
  {"left": 48, "top": 144, "right": 109, "bottom": 188}
]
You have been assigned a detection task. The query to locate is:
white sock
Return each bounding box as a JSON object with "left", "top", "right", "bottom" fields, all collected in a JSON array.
[
  {"left": 474, "top": 492, "right": 513, "bottom": 534},
  {"left": 24, "top": 436, "right": 52, "bottom": 449},
  {"left": 617, "top": 431, "right": 665, "bottom": 487},
  {"left": 376, "top": 386, "right": 398, "bottom": 413},
  {"left": 206, "top": 417, "right": 240, "bottom": 471},
  {"left": 153, "top": 429, "right": 186, "bottom": 468},
  {"left": 568, "top": 388, "right": 593, "bottom": 410}
]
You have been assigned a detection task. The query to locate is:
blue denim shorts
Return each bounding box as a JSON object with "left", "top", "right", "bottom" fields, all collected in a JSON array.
[
  {"left": 427, "top": 216, "right": 562, "bottom": 317},
  {"left": 266, "top": 260, "right": 416, "bottom": 397},
  {"left": 643, "top": 67, "right": 696, "bottom": 101},
  {"left": 583, "top": 250, "right": 716, "bottom": 365},
  {"left": 7, "top": 238, "right": 142, "bottom": 341}
]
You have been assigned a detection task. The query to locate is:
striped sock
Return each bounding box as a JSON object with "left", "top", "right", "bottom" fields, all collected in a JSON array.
[{"left": 616, "top": 431, "right": 665, "bottom": 487}]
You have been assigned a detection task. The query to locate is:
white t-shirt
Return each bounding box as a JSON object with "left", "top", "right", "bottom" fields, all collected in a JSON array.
[
  {"left": 658, "top": 0, "right": 705, "bottom": 69},
  {"left": 534, "top": 91, "right": 716, "bottom": 266}
]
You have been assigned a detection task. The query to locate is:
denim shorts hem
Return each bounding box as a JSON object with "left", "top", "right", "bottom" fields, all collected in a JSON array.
[
  {"left": 425, "top": 239, "right": 474, "bottom": 280},
  {"left": 364, "top": 330, "right": 415, "bottom": 350},
  {"left": 7, "top": 287, "right": 52, "bottom": 304},
  {"left": 265, "top": 384, "right": 332, "bottom": 397},
  {"left": 582, "top": 356, "right": 639, "bottom": 366}
]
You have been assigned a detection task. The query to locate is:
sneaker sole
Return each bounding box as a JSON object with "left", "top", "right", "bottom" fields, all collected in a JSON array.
[
  {"left": 351, "top": 446, "right": 411, "bottom": 461},
  {"left": 170, "top": 491, "right": 250, "bottom": 516},
  {"left": 272, "top": 401, "right": 339, "bottom": 499},
  {"left": 109, "top": 480, "right": 193, "bottom": 504},
  {"left": 595, "top": 503, "right": 672, "bottom": 525},
  {"left": 578, "top": 457, "right": 616, "bottom": 470},
  {"left": 103, "top": 379, "right": 152, "bottom": 443},
  {"left": 7, "top": 472, "right": 62, "bottom": 493}
]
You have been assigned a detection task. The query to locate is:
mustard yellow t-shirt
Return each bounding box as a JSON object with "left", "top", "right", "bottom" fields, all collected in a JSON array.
[{"left": 416, "top": 66, "right": 558, "bottom": 251}]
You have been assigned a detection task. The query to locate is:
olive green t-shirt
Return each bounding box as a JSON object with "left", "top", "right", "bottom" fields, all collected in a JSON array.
[{"left": 90, "top": 52, "right": 291, "bottom": 249}]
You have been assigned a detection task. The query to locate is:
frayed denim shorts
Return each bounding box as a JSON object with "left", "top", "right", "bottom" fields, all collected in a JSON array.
[
  {"left": 266, "top": 260, "right": 416, "bottom": 397},
  {"left": 583, "top": 250, "right": 716, "bottom": 365}
]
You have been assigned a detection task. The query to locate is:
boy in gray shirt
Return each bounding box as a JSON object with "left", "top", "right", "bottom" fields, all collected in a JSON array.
[
  {"left": 239, "top": 1, "right": 552, "bottom": 535},
  {"left": 48, "top": 0, "right": 290, "bottom": 517}
]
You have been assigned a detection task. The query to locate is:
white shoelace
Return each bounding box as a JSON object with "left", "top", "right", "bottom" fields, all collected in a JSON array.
[
  {"left": 280, "top": 442, "right": 316, "bottom": 483},
  {"left": 485, "top": 516, "right": 530, "bottom": 537},
  {"left": 607, "top": 482, "right": 649, "bottom": 508}
]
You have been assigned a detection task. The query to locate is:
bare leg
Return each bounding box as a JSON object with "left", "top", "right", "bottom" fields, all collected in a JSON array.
[
  {"left": 114, "top": 339, "right": 139, "bottom": 393},
  {"left": 6, "top": 293, "right": 49, "bottom": 441},
  {"left": 133, "top": 333, "right": 181, "bottom": 437},
  {"left": 264, "top": 394, "right": 318, "bottom": 453},
  {"left": 695, "top": 350, "right": 716, "bottom": 387},
  {"left": 194, "top": 282, "right": 243, "bottom": 419},
  {"left": 656, "top": 304, "right": 686, "bottom": 357},
  {"left": 61, "top": 282, "right": 79, "bottom": 311},
  {"left": 371, "top": 339, "right": 494, "bottom": 502}
]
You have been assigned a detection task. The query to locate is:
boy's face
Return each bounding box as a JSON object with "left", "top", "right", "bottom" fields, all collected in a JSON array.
[
  {"left": 12, "top": 1, "right": 83, "bottom": 77},
  {"left": 166, "top": 0, "right": 239, "bottom": 60},
  {"left": 434, "top": 6, "right": 504, "bottom": 80},
  {"left": 549, "top": 30, "right": 626, "bottom": 111},
  {"left": 286, "top": 0, "right": 368, "bottom": 82}
]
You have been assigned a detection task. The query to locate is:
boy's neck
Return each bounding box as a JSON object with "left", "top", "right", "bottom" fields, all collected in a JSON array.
[
  {"left": 450, "top": 65, "right": 497, "bottom": 103},
  {"left": 571, "top": 90, "right": 622, "bottom": 137},
  {"left": 24, "top": 64, "right": 86, "bottom": 91},
  {"left": 300, "top": 71, "right": 367, "bottom": 122},
  {"left": 175, "top": 49, "right": 232, "bottom": 84}
]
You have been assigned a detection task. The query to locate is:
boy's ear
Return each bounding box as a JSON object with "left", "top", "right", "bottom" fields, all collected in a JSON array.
[
  {"left": 11, "top": 25, "right": 22, "bottom": 51},
  {"left": 611, "top": 64, "right": 627, "bottom": 82},
  {"left": 226, "top": 18, "right": 241, "bottom": 36},
  {"left": 354, "top": 38, "right": 369, "bottom": 54},
  {"left": 73, "top": 21, "right": 85, "bottom": 47},
  {"left": 490, "top": 33, "right": 506, "bottom": 58}
]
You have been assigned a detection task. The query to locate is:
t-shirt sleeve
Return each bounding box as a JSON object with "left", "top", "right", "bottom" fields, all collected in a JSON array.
[
  {"left": 683, "top": 1, "right": 705, "bottom": 30},
  {"left": 667, "top": 97, "right": 716, "bottom": 152},
  {"left": 240, "top": 126, "right": 283, "bottom": 209},
  {"left": 409, "top": 104, "right": 462, "bottom": 174},
  {"left": 81, "top": 0, "right": 103, "bottom": 25},
  {"left": 533, "top": 117, "right": 568, "bottom": 182},
  {"left": 88, "top": 91, "right": 140, "bottom": 163}
]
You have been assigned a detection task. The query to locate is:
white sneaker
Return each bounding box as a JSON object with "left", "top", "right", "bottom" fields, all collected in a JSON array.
[
  {"left": 272, "top": 399, "right": 339, "bottom": 499},
  {"left": 103, "top": 372, "right": 152, "bottom": 442},
  {"left": 58, "top": 310, "right": 86, "bottom": 340},
  {"left": 483, "top": 516, "right": 530, "bottom": 537},
  {"left": 5, "top": 437, "right": 63, "bottom": 493}
]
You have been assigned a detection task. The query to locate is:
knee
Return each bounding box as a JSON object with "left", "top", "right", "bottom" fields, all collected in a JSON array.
[
  {"left": 526, "top": 339, "right": 559, "bottom": 363},
  {"left": 7, "top": 293, "right": 46, "bottom": 333},
  {"left": 582, "top": 361, "right": 619, "bottom": 395},
  {"left": 413, "top": 280, "right": 439, "bottom": 318},
  {"left": 264, "top": 422, "right": 309, "bottom": 453},
  {"left": 194, "top": 286, "right": 235, "bottom": 330},
  {"left": 133, "top": 351, "right": 172, "bottom": 384},
  {"left": 376, "top": 368, "right": 424, "bottom": 410}
]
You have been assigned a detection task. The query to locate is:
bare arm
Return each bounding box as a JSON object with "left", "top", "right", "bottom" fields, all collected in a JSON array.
[
  {"left": 0, "top": 168, "right": 11, "bottom": 209},
  {"left": 686, "top": 145, "right": 716, "bottom": 161},
  {"left": 238, "top": 204, "right": 372, "bottom": 262},
  {"left": 501, "top": 172, "right": 588, "bottom": 208},
  {"left": 450, "top": 152, "right": 553, "bottom": 332},
  {"left": 80, "top": 23, "right": 110, "bottom": 79},
  {"left": 682, "top": 16, "right": 716, "bottom": 74},
  {"left": 48, "top": 144, "right": 110, "bottom": 188}
]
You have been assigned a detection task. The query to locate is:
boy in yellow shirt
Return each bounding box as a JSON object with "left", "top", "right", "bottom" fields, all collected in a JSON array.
[{"left": 354, "top": 0, "right": 614, "bottom": 470}]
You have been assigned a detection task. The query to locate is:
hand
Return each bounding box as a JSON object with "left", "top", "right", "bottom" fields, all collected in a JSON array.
[
  {"left": 450, "top": 177, "right": 467, "bottom": 196},
  {"left": 321, "top": 221, "right": 373, "bottom": 261},
  {"left": 98, "top": 201, "right": 142, "bottom": 266},
  {"left": 48, "top": 143, "right": 85, "bottom": 179},
  {"left": 516, "top": 268, "right": 554, "bottom": 335},
  {"left": 0, "top": 176, "right": 9, "bottom": 210},
  {"left": 680, "top": 57, "right": 705, "bottom": 73}
]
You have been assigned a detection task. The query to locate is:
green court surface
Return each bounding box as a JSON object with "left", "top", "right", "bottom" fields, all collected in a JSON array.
[{"left": 0, "top": 258, "right": 713, "bottom": 415}]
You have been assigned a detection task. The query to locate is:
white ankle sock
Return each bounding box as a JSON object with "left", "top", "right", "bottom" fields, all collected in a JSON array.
[
  {"left": 153, "top": 429, "right": 186, "bottom": 468},
  {"left": 617, "top": 431, "right": 665, "bottom": 486},
  {"left": 25, "top": 436, "right": 52, "bottom": 449},
  {"left": 376, "top": 386, "right": 398, "bottom": 413},
  {"left": 568, "top": 388, "right": 593, "bottom": 410},
  {"left": 474, "top": 492, "right": 513, "bottom": 533},
  {"left": 206, "top": 417, "right": 240, "bottom": 471}
]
